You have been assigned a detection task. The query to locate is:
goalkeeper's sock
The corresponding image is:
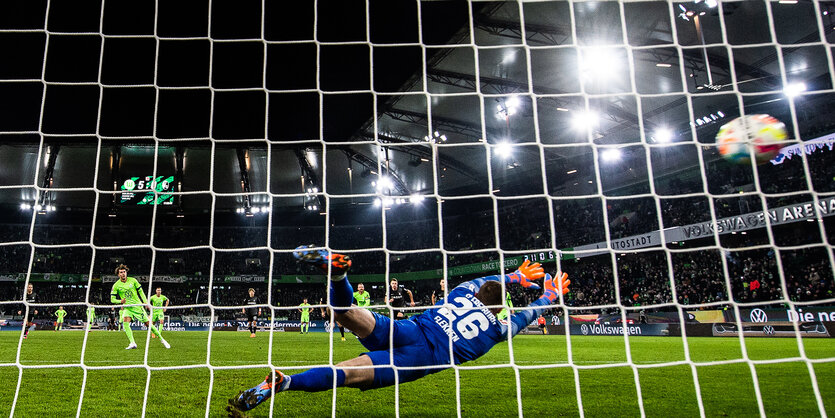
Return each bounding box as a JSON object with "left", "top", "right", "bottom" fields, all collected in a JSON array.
[
  {"left": 339, "top": 326, "right": 344, "bottom": 338},
  {"left": 149, "top": 323, "right": 162, "bottom": 339},
  {"left": 329, "top": 276, "right": 354, "bottom": 313},
  {"left": 123, "top": 322, "right": 135, "bottom": 344},
  {"left": 288, "top": 367, "right": 345, "bottom": 392}
]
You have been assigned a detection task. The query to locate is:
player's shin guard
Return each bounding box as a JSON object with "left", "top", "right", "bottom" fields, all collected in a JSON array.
[
  {"left": 289, "top": 367, "right": 346, "bottom": 392},
  {"left": 329, "top": 277, "right": 354, "bottom": 313}
]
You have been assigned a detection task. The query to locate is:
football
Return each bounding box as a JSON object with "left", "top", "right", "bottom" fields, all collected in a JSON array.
[{"left": 716, "top": 114, "right": 788, "bottom": 164}]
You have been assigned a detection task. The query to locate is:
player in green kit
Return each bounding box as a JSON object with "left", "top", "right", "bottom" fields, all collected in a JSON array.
[
  {"left": 496, "top": 292, "right": 514, "bottom": 321},
  {"left": 353, "top": 283, "right": 370, "bottom": 307},
  {"left": 111, "top": 265, "right": 170, "bottom": 350},
  {"left": 54, "top": 306, "right": 67, "bottom": 331},
  {"left": 86, "top": 305, "right": 95, "bottom": 332},
  {"left": 298, "top": 299, "right": 311, "bottom": 334},
  {"left": 149, "top": 287, "right": 169, "bottom": 338}
]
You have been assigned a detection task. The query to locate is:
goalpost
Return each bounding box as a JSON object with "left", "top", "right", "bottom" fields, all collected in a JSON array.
[{"left": 1, "top": 1, "right": 834, "bottom": 417}]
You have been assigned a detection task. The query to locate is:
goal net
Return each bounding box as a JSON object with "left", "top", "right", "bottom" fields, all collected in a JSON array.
[{"left": 0, "top": 0, "right": 833, "bottom": 416}]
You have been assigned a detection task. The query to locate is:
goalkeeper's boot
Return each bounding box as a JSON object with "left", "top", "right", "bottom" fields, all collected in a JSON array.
[
  {"left": 293, "top": 245, "right": 351, "bottom": 275},
  {"left": 229, "top": 371, "right": 291, "bottom": 413},
  {"left": 125, "top": 342, "right": 138, "bottom": 350}
]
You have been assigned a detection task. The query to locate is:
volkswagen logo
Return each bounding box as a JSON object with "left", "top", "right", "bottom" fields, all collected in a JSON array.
[
  {"left": 750, "top": 308, "right": 768, "bottom": 323},
  {"left": 580, "top": 324, "right": 589, "bottom": 335},
  {"left": 763, "top": 325, "right": 775, "bottom": 335}
]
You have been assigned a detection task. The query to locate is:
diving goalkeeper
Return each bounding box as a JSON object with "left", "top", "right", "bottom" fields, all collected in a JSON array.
[
  {"left": 110, "top": 264, "right": 170, "bottom": 350},
  {"left": 227, "top": 247, "right": 569, "bottom": 415}
]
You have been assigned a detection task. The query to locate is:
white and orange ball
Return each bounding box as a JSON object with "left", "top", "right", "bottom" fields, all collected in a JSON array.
[{"left": 716, "top": 114, "right": 787, "bottom": 165}]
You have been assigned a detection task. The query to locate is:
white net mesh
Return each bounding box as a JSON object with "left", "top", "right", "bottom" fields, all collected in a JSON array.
[{"left": 0, "top": 0, "right": 834, "bottom": 416}]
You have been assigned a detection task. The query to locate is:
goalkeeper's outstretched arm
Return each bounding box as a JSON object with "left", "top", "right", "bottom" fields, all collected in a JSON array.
[{"left": 504, "top": 272, "right": 570, "bottom": 338}]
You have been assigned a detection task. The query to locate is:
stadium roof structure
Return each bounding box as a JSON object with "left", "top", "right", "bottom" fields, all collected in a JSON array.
[{"left": 0, "top": 1, "right": 833, "bottom": 217}]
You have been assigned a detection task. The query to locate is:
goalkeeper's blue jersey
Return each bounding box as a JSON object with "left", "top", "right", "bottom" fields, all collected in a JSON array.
[{"left": 414, "top": 276, "right": 547, "bottom": 365}]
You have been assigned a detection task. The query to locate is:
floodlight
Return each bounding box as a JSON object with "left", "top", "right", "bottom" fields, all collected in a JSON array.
[
  {"left": 376, "top": 176, "right": 394, "bottom": 191},
  {"left": 653, "top": 128, "right": 673, "bottom": 143},
  {"left": 784, "top": 82, "right": 807, "bottom": 98},
  {"left": 494, "top": 142, "right": 513, "bottom": 159},
  {"left": 581, "top": 48, "right": 620, "bottom": 80},
  {"left": 572, "top": 111, "right": 598, "bottom": 130},
  {"left": 600, "top": 148, "right": 622, "bottom": 162}
]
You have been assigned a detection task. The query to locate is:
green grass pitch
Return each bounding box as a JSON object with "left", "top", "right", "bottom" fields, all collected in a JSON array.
[{"left": 0, "top": 330, "right": 832, "bottom": 417}]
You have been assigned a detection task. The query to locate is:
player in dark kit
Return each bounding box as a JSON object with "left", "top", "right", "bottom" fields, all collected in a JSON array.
[
  {"left": 107, "top": 308, "right": 117, "bottom": 331},
  {"left": 227, "top": 246, "right": 570, "bottom": 416},
  {"left": 242, "top": 288, "right": 261, "bottom": 338},
  {"left": 18, "top": 283, "right": 38, "bottom": 339},
  {"left": 388, "top": 278, "right": 415, "bottom": 319}
]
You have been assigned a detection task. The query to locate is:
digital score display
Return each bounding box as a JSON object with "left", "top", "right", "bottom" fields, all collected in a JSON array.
[{"left": 120, "top": 176, "right": 176, "bottom": 205}]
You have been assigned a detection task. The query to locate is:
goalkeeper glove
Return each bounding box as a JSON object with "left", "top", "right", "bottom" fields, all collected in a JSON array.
[
  {"left": 539, "top": 272, "right": 570, "bottom": 303},
  {"left": 506, "top": 259, "right": 545, "bottom": 289}
]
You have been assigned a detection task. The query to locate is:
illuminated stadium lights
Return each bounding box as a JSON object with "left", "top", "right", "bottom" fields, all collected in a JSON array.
[
  {"left": 251, "top": 207, "right": 261, "bottom": 214},
  {"left": 19, "top": 203, "right": 31, "bottom": 210},
  {"left": 600, "top": 148, "right": 622, "bottom": 162},
  {"left": 502, "top": 50, "right": 516, "bottom": 64},
  {"left": 688, "top": 110, "right": 725, "bottom": 127},
  {"left": 494, "top": 142, "right": 513, "bottom": 159},
  {"left": 376, "top": 176, "right": 394, "bottom": 191},
  {"left": 784, "top": 82, "right": 807, "bottom": 98},
  {"left": 410, "top": 194, "right": 425, "bottom": 204},
  {"left": 653, "top": 128, "right": 674, "bottom": 143},
  {"left": 566, "top": 169, "right": 578, "bottom": 174},
  {"left": 572, "top": 110, "right": 599, "bottom": 130},
  {"left": 505, "top": 96, "right": 520, "bottom": 110},
  {"left": 373, "top": 198, "right": 381, "bottom": 207},
  {"left": 655, "top": 63, "right": 672, "bottom": 68},
  {"left": 580, "top": 48, "right": 620, "bottom": 80},
  {"left": 424, "top": 131, "right": 447, "bottom": 143},
  {"left": 306, "top": 204, "right": 318, "bottom": 211},
  {"left": 496, "top": 96, "right": 521, "bottom": 120}
]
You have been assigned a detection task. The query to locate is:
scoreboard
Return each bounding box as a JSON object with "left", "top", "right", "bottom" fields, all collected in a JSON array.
[{"left": 120, "top": 175, "right": 175, "bottom": 205}]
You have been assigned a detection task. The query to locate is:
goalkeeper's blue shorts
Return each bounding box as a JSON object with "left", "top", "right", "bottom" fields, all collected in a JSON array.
[{"left": 359, "top": 312, "right": 446, "bottom": 389}]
